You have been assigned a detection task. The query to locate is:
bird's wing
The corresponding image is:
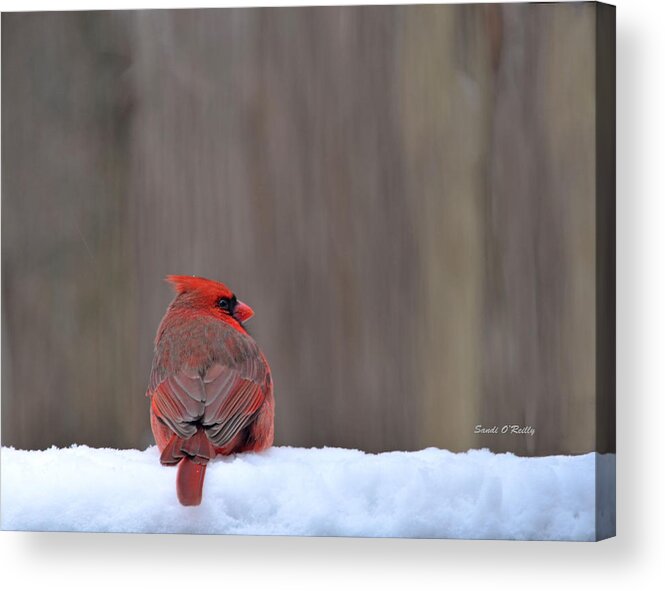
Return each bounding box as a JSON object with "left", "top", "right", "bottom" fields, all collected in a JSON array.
[
  {"left": 148, "top": 316, "right": 269, "bottom": 448},
  {"left": 200, "top": 362, "right": 267, "bottom": 447}
]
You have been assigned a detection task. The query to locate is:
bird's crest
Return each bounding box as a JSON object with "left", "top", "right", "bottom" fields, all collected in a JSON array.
[{"left": 166, "top": 275, "right": 231, "bottom": 297}]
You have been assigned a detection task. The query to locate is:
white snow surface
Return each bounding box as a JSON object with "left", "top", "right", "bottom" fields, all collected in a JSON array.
[{"left": 1, "top": 445, "right": 607, "bottom": 540}]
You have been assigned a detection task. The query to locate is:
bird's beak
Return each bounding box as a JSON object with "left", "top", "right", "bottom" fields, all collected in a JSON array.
[{"left": 233, "top": 300, "right": 254, "bottom": 323}]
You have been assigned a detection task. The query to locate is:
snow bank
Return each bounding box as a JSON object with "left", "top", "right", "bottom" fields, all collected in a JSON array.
[{"left": 0, "top": 446, "right": 610, "bottom": 540}]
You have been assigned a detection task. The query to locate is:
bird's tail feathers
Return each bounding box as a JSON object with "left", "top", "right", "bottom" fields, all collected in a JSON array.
[
  {"left": 176, "top": 458, "right": 207, "bottom": 506},
  {"left": 160, "top": 429, "right": 214, "bottom": 506}
]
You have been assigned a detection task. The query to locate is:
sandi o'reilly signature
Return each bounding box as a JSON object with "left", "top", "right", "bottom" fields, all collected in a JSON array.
[{"left": 474, "top": 425, "right": 536, "bottom": 436}]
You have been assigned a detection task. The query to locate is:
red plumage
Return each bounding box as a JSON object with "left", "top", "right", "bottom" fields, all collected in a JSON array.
[{"left": 147, "top": 275, "right": 274, "bottom": 506}]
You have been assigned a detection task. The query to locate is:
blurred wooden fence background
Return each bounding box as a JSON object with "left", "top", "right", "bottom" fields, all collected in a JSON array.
[{"left": 2, "top": 4, "right": 613, "bottom": 455}]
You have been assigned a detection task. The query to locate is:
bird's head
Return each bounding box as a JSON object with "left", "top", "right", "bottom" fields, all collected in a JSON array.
[{"left": 166, "top": 275, "right": 254, "bottom": 329}]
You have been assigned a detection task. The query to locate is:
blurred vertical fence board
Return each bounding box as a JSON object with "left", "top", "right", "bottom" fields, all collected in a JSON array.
[
  {"left": 2, "top": 4, "right": 610, "bottom": 455},
  {"left": 2, "top": 12, "right": 143, "bottom": 449},
  {"left": 401, "top": 5, "right": 494, "bottom": 452},
  {"left": 478, "top": 4, "right": 597, "bottom": 455}
]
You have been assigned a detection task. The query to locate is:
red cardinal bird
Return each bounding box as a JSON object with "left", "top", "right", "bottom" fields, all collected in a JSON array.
[{"left": 147, "top": 275, "right": 274, "bottom": 506}]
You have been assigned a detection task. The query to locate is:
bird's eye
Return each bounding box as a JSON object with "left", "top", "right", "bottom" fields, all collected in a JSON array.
[{"left": 217, "top": 298, "right": 230, "bottom": 311}]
